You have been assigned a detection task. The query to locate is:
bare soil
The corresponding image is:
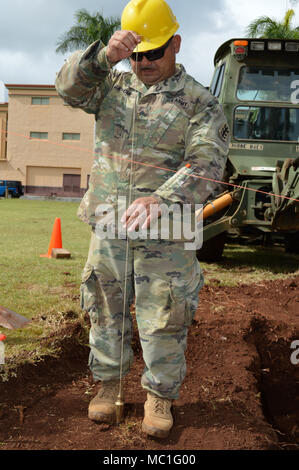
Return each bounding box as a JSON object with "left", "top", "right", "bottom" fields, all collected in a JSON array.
[{"left": 0, "top": 276, "right": 298, "bottom": 451}]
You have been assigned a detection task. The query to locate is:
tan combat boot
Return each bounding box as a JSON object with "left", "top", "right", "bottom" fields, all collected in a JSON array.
[
  {"left": 88, "top": 380, "right": 120, "bottom": 423},
  {"left": 142, "top": 392, "right": 173, "bottom": 438}
]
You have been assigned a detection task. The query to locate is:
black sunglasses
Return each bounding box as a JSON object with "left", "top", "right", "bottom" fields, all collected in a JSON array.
[{"left": 131, "top": 36, "right": 174, "bottom": 62}]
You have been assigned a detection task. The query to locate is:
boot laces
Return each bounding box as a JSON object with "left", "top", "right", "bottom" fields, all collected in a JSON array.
[{"left": 153, "top": 395, "right": 170, "bottom": 415}]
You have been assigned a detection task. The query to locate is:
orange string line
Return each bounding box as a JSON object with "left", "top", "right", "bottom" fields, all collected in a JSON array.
[{"left": 1, "top": 128, "right": 299, "bottom": 203}]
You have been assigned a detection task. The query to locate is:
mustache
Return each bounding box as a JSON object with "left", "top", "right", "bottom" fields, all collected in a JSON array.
[{"left": 140, "top": 66, "right": 156, "bottom": 71}]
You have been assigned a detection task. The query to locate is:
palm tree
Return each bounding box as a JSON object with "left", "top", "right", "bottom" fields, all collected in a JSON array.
[
  {"left": 246, "top": 8, "right": 299, "bottom": 39},
  {"left": 56, "top": 9, "right": 120, "bottom": 54}
]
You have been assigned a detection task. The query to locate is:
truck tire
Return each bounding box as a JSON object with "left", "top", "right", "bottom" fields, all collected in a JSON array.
[
  {"left": 285, "top": 232, "right": 299, "bottom": 254},
  {"left": 196, "top": 232, "right": 227, "bottom": 262}
]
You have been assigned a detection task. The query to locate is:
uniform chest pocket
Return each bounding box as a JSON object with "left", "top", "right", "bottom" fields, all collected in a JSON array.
[
  {"left": 96, "top": 90, "right": 128, "bottom": 141},
  {"left": 142, "top": 104, "right": 186, "bottom": 148}
]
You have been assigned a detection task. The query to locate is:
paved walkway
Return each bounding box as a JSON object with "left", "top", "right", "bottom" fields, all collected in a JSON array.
[{"left": 21, "top": 195, "right": 82, "bottom": 203}]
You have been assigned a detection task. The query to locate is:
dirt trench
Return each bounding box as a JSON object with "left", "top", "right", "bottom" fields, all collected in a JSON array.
[
  {"left": 0, "top": 276, "right": 298, "bottom": 450},
  {"left": 245, "top": 316, "right": 299, "bottom": 448}
]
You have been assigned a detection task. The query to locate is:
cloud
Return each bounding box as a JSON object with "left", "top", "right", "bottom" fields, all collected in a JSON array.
[
  {"left": 0, "top": 0, "right": 298, "bottom": 98},
  {"left": 0, "top": 49, "right": 65, "bottom": 85},
  {"left": 0, "top": 0, "right": 236, "bottom": 90},
  {"left": 0, "top": 1, "right": 125, "bottom": 63},
  {"left": 175, "top": 0, "right": 240, "bottom": 85},
  {"left": 0, "top": 81, "right": 6, "bottom": 102}
]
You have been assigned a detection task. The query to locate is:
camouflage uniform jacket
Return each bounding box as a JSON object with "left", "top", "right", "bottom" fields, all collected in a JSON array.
[{"left": 55, "top": 40, "right": 230, "bottom": 227}]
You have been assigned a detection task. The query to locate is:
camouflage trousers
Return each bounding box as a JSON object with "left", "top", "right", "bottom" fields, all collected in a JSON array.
[{"left": 80, "top": 230, "right": 204, "bottom": 399}]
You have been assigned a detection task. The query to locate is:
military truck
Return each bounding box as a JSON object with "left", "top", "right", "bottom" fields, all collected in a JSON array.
[{"left": 197, "top": 38, "right": 299, "bottom": 261}]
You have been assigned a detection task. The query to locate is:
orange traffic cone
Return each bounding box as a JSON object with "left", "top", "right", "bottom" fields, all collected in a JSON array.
[{"left": 40, "top": 217, "right": 63, "bottom": 258}]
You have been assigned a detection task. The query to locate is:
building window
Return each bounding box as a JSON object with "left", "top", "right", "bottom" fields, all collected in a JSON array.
[
  {"left": 31, "top": 97, "right": 50, "bottom": 105},
  {"left": 30, "top": 132, "right": 48, "bottom": 140},
  {"left": 62, "top": 133, "right": 81, "bottom": 141}
]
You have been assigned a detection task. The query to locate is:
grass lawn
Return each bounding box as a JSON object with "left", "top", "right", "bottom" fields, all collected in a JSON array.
[
  {"left": 0, "top": 198, "right": 298, "bottom": 379},
  {"left": 203, "top": 241, "right": 299, "bottom": 286},
  {"left": 0, "top": 199, "right": 90, "bottom": 379}
]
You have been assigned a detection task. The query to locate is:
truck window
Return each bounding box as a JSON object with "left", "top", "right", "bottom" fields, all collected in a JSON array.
[
  {"left": 234, "top": 105, "right": 299, "bottom": 141},
  {"left": 210, "top": 64, "right": 225, "bottom": 98},
  {"left": 237, "top": 66, "right": 299, "bottom": 102}
]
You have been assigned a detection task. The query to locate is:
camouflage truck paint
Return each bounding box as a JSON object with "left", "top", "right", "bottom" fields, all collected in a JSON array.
[{"left": 201, "top": 38, "right": 299, "bottom": 257}]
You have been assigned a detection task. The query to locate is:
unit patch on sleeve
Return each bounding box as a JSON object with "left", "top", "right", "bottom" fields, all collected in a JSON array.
[{"left": 219, "top": 123, "right": 230, "bottom": 142}]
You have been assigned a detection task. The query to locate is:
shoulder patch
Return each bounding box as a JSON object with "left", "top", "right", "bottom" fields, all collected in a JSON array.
[{"left": 219, "top": 123, "right": 230, "bottom": 142}]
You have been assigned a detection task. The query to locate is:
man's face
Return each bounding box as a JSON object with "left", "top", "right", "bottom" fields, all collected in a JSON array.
[{"left": 130, "top": 35, "right": 181, "bottom": 86}]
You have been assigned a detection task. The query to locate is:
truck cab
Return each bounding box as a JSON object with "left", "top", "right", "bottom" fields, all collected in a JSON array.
[{"left": 198, "top": 38, "right": 299, "bottom": 260}]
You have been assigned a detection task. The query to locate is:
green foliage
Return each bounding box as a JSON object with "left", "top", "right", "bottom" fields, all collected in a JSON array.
[
  {"left": 246, "top": 8, "right": 299, "bottom": 39},
  {"left": 56, "top": 8, "right": 120, "bottom": 54}
]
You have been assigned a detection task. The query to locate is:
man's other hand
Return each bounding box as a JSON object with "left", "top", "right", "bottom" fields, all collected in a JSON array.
[{"left": 107, "top": 30, "right": 141, "bottom": 64}]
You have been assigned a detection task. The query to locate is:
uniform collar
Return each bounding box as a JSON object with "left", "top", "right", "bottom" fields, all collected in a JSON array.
[{"left": 129, "top": 64, "right": 187, "bottom": 95}]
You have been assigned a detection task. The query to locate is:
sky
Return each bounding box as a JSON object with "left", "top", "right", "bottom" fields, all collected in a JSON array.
[{"left": 0, "top": 0, "right": 297, "bottom": 102}]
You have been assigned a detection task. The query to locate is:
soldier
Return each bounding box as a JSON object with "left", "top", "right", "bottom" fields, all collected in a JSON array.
[{"left": 55, "top": 0, "right": 229, "bottom": 438}]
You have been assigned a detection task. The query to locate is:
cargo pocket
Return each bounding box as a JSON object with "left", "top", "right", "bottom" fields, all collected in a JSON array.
[
  {"left": 167, "top": 285, "right": 187, "bottom": 329},
  {"left": 169, "top": 260, "right": 204, "bottom": 328},
  {"left": 80, "top": 264, "right": 101, "bottom": 325}
]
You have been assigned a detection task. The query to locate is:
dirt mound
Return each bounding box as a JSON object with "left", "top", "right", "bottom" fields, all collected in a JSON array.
[{"left": 0, "top": 276, "right": 298, "bottom": 450}]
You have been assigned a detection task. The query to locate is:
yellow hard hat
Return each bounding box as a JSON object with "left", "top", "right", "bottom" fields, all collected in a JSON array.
[{"left": 121, "top": 0, "right": 179, "bottom": 52}]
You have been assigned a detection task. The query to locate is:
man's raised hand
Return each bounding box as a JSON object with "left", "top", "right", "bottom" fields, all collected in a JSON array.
[{"left": 107, "top": 30, "right": 141, "bottom": 64}]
